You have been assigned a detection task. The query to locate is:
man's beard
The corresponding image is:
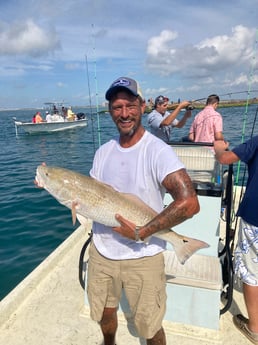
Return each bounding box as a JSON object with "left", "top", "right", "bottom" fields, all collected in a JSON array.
[{"left": 118, "top": 125, "right": 136, "bottom": 137}]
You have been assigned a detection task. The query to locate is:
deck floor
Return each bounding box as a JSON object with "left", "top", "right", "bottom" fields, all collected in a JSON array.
[{"left": 0, "top": 218, "right": 250, "bottom": 345}]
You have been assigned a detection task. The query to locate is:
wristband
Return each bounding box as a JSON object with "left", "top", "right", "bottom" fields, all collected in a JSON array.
[{"left": 134, "top": 226, "right": 144, "bottom": 242}]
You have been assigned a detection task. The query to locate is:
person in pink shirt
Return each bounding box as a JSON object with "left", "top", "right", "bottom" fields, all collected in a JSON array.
[{"left": 188, "top": 94, "right": 224, "bottom": 143}]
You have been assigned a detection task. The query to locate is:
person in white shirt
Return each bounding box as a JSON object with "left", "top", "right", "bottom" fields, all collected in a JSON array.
[
  {"left": 87, "top": 77, "right": 200, "bottom": 345},
  {"left": 45, "top": 111, "right": 52, "bottom": 122}
]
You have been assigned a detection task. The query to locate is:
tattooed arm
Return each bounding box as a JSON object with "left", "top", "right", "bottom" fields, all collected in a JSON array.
[
  {"left": 139, "top": 168, "right": 200, "bottom": 239},
  {"left": 113, "top": 168, "right": 200, "bottom": 241}
]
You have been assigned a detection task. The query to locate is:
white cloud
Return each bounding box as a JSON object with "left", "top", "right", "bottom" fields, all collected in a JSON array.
[
  {"left": 57, "top": 81, "right": 67, "bottom": 87},
  {"left": 64, "top": 62, "right": 81, "bottom": 70},
  {"left": 146, "top": 25, "right": 257, "bottom": 78},
  {"left": 197, "top": 25, "right": 256, "bottom": 66},
  {"left": 147, "top": 30, "right": 178, "bottom": 57},
  {"left": 226, "top": 73, "right": 258, "bottom": 87},
  {"left": 0, "top": 0, "right": 257, "bottom": 107},
  {"left": 0, "top": 19, "right": 61, "bottom": 56}
]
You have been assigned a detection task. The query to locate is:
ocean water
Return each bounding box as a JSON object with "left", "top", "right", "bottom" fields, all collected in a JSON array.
[{"left": 0, "top": 104, "right": 257, "bottom": 300}]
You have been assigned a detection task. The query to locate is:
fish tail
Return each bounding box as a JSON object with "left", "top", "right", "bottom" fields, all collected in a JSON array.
[{"left": 172, "top": 236, "right": 209, "bottom": 265}]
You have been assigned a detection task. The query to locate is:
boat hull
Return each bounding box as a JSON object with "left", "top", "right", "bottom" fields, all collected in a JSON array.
[{"left": 14, "top": 119, "right": 87, "bottom": 134}]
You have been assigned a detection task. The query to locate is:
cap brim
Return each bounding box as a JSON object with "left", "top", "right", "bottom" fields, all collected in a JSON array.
[{"left": 105, "top": 86, "right": 138, "bottom": 101}]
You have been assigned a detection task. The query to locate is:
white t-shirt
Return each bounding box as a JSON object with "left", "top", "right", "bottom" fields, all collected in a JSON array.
[
  {"left": 90, "top": 130, "right": 184, "bottom": 260},
  {"left": 46, "top": 114, "right": 52, "bottom": 122}
]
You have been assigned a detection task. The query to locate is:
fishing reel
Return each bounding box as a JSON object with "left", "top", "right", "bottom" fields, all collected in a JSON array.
[{"left": 186, "top": 105, "right": 195, "bottom": 110}]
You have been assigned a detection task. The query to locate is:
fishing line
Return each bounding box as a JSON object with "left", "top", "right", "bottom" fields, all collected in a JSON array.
[
  {"left": 85, "top": 54, "right": 96, "bottom": 153},
  {"left": 219, "top": 31, "right": 258, "bottom": 313},
  {"left": 235, "top": 28, "right": 258, "bottom": 184},
  {"left": 91, "top": 24, "right": 101, "bottom": 148},
  {"left": 191, "top": 90, "right": 258, "bottom": 104},
  {"left": 230, "top": 28, "right": 258, "bottom": 249}
]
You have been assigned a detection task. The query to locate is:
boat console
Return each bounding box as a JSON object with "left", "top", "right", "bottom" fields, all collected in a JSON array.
[{"left": 163, "top": 143, "right": 225, "bottom": 330}]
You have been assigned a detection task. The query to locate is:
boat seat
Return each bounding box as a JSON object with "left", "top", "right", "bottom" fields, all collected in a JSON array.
[
  {"left": 171, "top": 145, "right": 220, "bottom": 183},
  {"left": 164, "top": 250, "right": 222, "bottom": 290},
  {"left": 172, "top": 146, "right": 215, "bottom": 171}
]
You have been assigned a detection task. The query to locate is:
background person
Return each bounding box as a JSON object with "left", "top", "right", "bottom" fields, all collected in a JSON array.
[
  {"left": 188, "top": 94, "right": 224, "bottom": 143},
  {"left": 147, "top": 95, "right": 192, "bottom": 142},
  {"left": 87, "top": 77, "right": 200, "bottom": 345},
  {"left": 214, "top": 138, "right": 258, "bottom": 344},
  {"left": 45, "top": 111, "right": 52, "bottom": 122},
  {"left": 34, "top": 111, "right": 43, "bottom": 123},
  {"left": 67, "top": 106, "right": 76, "bottom": 121}
]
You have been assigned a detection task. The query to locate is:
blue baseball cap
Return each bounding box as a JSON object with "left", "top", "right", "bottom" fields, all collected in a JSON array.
[{"left": 105, "top": 77, "right": 143, "bottom": 101}]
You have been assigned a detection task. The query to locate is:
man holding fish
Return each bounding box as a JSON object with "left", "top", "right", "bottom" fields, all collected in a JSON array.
[
  {"left": 87, "top": 77, "right": 200, "bottom": 345},
  {"left": 35, "top": 77, "right": 206, "bottom": 344}
]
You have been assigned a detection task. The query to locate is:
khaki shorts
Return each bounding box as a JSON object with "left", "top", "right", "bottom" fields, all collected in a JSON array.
[{"left": 87, "top": 243, "right": 167, "bottom": 339}]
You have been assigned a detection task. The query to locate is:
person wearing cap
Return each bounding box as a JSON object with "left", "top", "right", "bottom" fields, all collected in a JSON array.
[
  {"left": 87, "top": 77, "right": 200, "bottom": 345},
  {"left": 147, "top": 96, "right": 192, "bottom": 142},
  {"left": 45, "top": 111, "right": 52, "bottom": 122},
  {"left": 188, "top": 94, "right": 224, "bottom": 143}
]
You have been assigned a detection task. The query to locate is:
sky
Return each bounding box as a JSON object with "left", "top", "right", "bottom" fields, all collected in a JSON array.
[{"left": 0, "top": 0, "right": 258, "bottom": 109}]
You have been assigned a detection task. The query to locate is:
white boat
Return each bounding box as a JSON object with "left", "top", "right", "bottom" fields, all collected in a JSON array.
[
  {"left": 0, "top": 144, "right": 248, "bottom": 345},
  {"left": 13, "top": 117, "right": 88, "bottom": 135},
  {"left": 13, "top": 102, "right": 88, "bottom": 135}
]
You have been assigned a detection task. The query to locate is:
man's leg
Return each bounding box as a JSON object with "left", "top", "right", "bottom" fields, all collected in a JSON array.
[
  {"left": 100, "top": 307, "right": 118, "bottom": 345},
  {"left": 243, "top": 283, "right": 258, "bottom": 332},
  {"left": 146, "top": 327, "right": 166, "bottom": 345}
]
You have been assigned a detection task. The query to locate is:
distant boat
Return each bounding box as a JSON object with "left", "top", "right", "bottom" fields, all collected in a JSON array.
[
  {"left": 13, "top": 102, "right": 88, "bottom": 135},
  {"left": 13, "top": 118, "right": 88, "bottom": 135}
]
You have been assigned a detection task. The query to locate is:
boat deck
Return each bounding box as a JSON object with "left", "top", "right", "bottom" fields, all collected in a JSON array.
[{"left": 0, "top": 212, "right": 250, "bottom": 345}]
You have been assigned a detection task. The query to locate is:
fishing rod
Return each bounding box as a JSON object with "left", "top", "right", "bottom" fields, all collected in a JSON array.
[
  {"left": 85, "top": 54, "right": 96, "bottom": 153},
  {"left": 91, "top": 23, "right": 101, "bottom": 148},
  {"left": 220, "top": 30, "right": 258, "bottom": 315},
  {"left": 229, "top": 28, "right": 258, "bottom": 249},
  {"left": 191, "top": 90, "right": 257, "bottom": 102},
  {"left": 165, "top": 89, "right": 258, "bottom": 110},
  {"left": 192, "top": 90, "right": 258, "bottom": 103}
]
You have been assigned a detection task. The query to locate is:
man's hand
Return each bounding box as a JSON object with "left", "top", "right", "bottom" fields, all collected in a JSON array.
[
  {"left": 179, "top": 100, "right": 191, "bottom": 109},
  {"left": 112, "top": 214, "right": 137, "bottom": 240},
  {"left": 214, "top": 140, "right": 229, "bottom": 152}
]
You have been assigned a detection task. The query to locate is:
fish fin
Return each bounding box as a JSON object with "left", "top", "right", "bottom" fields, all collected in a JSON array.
[
  {"left": 164, "top": 233, "right": 209, "bottom": 265},
  {"left": 71, "top": 202, "right": 78, "bottom": 225}
]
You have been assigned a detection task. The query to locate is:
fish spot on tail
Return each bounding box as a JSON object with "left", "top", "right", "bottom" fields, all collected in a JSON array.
[{"left": 174, "top": 237, "right": 209, "bottom": 265}]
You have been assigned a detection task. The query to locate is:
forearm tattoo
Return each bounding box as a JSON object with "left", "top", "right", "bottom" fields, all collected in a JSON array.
[{"left": 142, "top": 169, "right": 199, "bottom": 237}]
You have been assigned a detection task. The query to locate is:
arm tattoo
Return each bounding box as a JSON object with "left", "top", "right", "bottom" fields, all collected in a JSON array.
[{"left": 142, "top": 169, "right": 199, "bottom": 238}]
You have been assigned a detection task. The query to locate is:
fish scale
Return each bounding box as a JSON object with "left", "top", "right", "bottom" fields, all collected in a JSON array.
[{"left": 35, "top": 165, "right": 209, "bottom": 264}]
